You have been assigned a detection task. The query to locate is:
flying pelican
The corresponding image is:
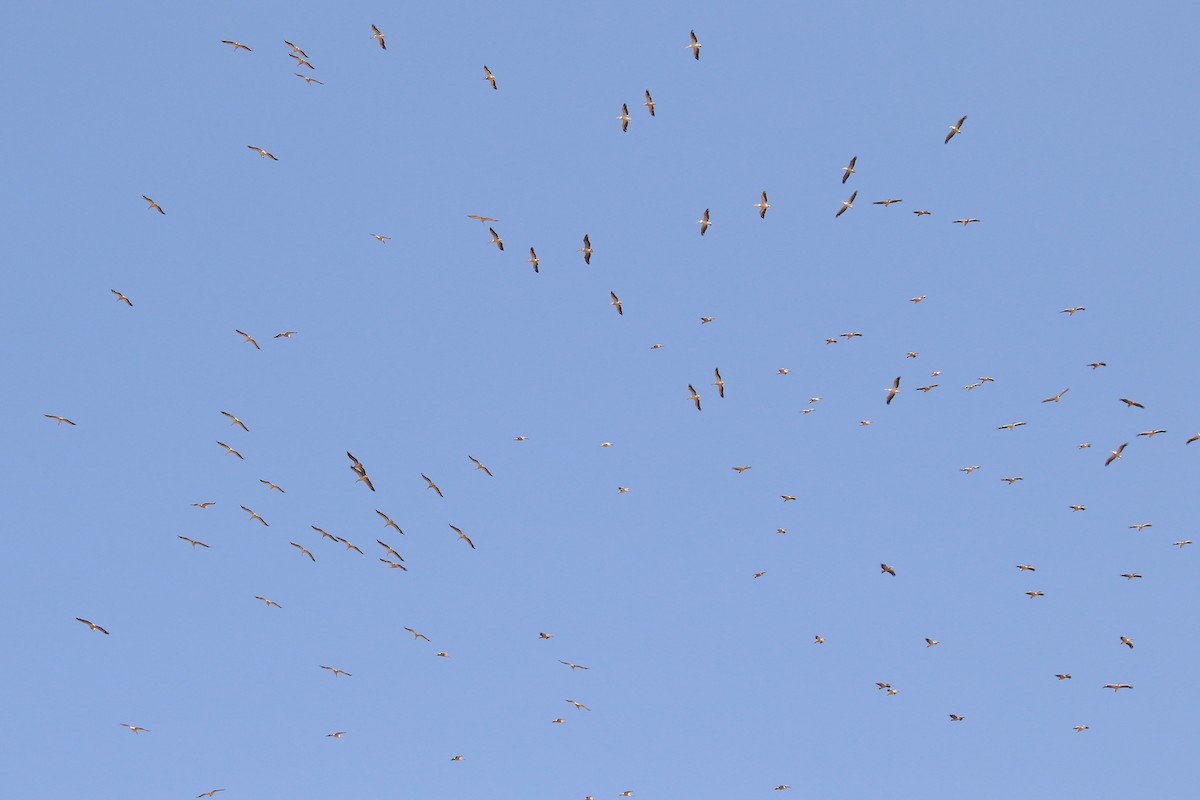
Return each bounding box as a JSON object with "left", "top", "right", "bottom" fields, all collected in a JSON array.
[
  {"left": 566, "top": 699, "right": 591, "bottom": 711},
  {"left": 483, "top": 65, "right": 497, "bottom": 90},
  {"left": 528, "top": 248, "right": 539, "bottom": 273},
  {"left": 235, "top": 329, "right": 261, "bottom": 349},
  {"left": 76, "top": 618, "right": 109, "bottom": 634},
  {"left": 610, "top": 291, "right": 623, "bottom": 315},
  {"left": 1103, "top": 684, "right": 1133, "bottom": 692},
  {"left": 376, "top": 510, "right": 404, "bottom": 534},
  {"left": 192, "top": 502, "right": 216, "bottom": 509},
  {"left": 284, "top": 40, "right": 308, "bottom": 57},
  {"left": 246, "top": 146, "right": 278, "bottom": 161},
  {"left": 881, "top": 563, "right": 896, "bottom": 576},
  {"left": 371, "top": 234, "right": 390, "bottom": 243},
  {"left": 295, "top": 73, "right": 323, "bottom": 85},
  {"left": 290, "top": 542, "right": 315, "bottom": 561},
  {"left": 952, "top": 218, "right": 980, "bottom": 226},
  {"left": 697, "top": 208, "right": 711, "bottom": 235},
  {"left": 688, "top": 384, "right": 701, "bottom": 411},
  {"left": 926, "top": 638, "right": 940, "bottom": 647},
  {"left": 997, "top": 422, "right": 1027, "bottom": 430},
  {"left": 949, "top": 714, "right": 964, "bottom": 722},
  {"left": 449, "top": 524, "right": 475, "bottom": 550},
  {"left": 713, "top": 368, "right": 725, "bottom": 397},
  {"left": 701, "top": 316, "right": 714, "bottom": 324},
  {"left": 559, "top": 660, "right": 589, "bottom": 671},
  {"left": 197, "top": 790, "right": 226, "bottom": 798},
  {"left": 311, "top": 526, "right": 337, "bottom": 542},
  {"left": 687, "top": 30, "right": 701, "bottom": 60},
  {"left": 1120, "top": 573, "right": 1142, "bottom": 580},
  {"left": 177, "top": 536, "right": 210, "bottom": 549},
  {"left": 754, "top": 191, "right": 770, "bottom": 218},
  {"left": 836, "top": 191, "right": 857, "bottom": 218},
  {"left": 1119, "top": 398, "right": 1145, "bottom": 409},
  {"left": 289, "top": 53, "right": 315, "bottom": 69},
  {"left": 240, "top": 505, "right": 268, "bottom": 526},
  {"left": 141, "top": 195, "right": 164, "bottom": 214},
  {"left": 221, "top": 411, "right": 249, "bottom": 431},
  {"left": 255, "top": 596, "right": 282, "bottom": 608},
  {"left": 731, "top": 465, "right": 752, "bottom": 473},
  {"left": 1119, "top": 636, "right": 1134, "bottom": 649},
  {"left": 873, "top": 199, "right": 903, "bottom": 207},
  {"left": 121, "top": 724, "right": 150, "bottom": 734},
  {"left": 221, "top": 40, "right": 252, "bottom": 52},
  {"left": 274, "top": 331, "right": 297, "bottom": 338},
  {"left": 579, "top": 234, "right": 592, "bottom": 264},
  {"left": 617, "top": 103, "right": 630, "bottom": 132},
  {"left": 467, "top": 215, "right": 498, "bottom": 224},
  {"left": 1129, "top": 523, "right": 1152, "bottom": 532},
  {"left": 468, "top": 455, "right": 493, "bottom": 476},
  {"left": 960, "top": 466, "right": 982, "bottom": 474},
  {"left": 320, "top": 665, "right": 352, "bottom": 677},
  {"left": 841, "top": 155, "right": 857, "bottom": 183},
  {"left": 1026, "top": 591, "right": 1045, "bottom": 599},
  {"left": 643, "top": 90, "right": 655, "bottom": 116},
  {"left": 216, "top": 441, "right": 244, "bottom": 460},
  {"left": 944, "top": 115, "right": 967, "bottom": 143},
  {"left": 376, "top": 540, "right": 403, "bottom": 561},
  {"left": 1105, "top": 443, "right": 1128, "bottom": 466},
  {"left": 380, "top": 559, "right": 407, "bottom": 570},
  {"left": 1074, "top": 726, "right": 1089, "bottom": 733},
  {"left": 539, "top": 632, "right": 553, "bottom": 639},
  {"left": 1002, "top": 476, "right": 1024, "bottom": 484},
  {"left": 488, "top": 227, "right": 504, "bottom": 251},
  {"left": 1070, "top": 504, "right": 1086, "bottom": 511},
  {"left": 1016, "top": 565, "right": 1036, "bottom": 571},
  {"left": 421, "top": 474, "right": 444, "bottom": 497},
  {"left": 885, "top": 376, "right": 901, "bottom": 405},
  {"left": 1061, "top": 306, "right": 1086, "bottom": 315},
  {"left": 913, "top": 210, "right": 931, "bottom": 216},
  {"left": 1042, "top": 388, "right": 1070, "bottom": 403},
  {"left": 371, "top": 24, "right": 386, "bottom": 49},
  {"left": 44, "top": 414, "right": 76, "bottom": 426},
  {"left": 1055, "top": 673, "right": 1070, "bottom": 679},
  {"left": 1088, "top": 361, "right": 1107, "bottom": 369},
  {"left": 327, "top": 731, "right": 346, "bottom": 738}
]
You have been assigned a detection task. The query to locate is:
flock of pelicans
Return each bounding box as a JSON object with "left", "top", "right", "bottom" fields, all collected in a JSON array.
[{"left": 45, "top": 24, "right": 1188, "bottom": 798}]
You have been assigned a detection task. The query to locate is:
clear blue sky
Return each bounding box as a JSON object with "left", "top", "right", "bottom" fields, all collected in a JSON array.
[{"left": 5, "top": 1, "right": 1199, "bottom": 797}]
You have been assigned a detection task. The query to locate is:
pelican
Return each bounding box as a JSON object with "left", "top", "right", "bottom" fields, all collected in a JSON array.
[
  {"left": 841, "top": 155, "right": 857, "bottom": 183},
  {"left": 488, "top": 227, "right": 504, "bottom": 251},
  {"left": 295, "top": 73, "right": 323, "bottom": 85},
  {"left": 559, "top": 660, "right": 589, "bottom": 671},
  {"left": 1055, "top": 673, "right": 1071, "bottom": 679},
  {"left": 371, "top": 234, "right": 390, "bottom": 243},
  {"left": 1026, "top": 591, "right": 1045, "bottom": 598},
  {"left": 885, "top": 376, "right": 901, "bottom": 405},
  {"left": 321, "top": 665, "right": 352, "bottom": 677},
  {"left": 643, "top": 89, "right": 655, "bottom": 116},
  {"left": 197, "top": 790, "right": 226, "bottom": 798},
  {"left": 949, "top": 714, "right": 964, "bottom": 722},
  {"left": 312, "top": 526, "right": 337, "bottom": 542},
  {"left": 1070, "top": 504, "right": 1086, "bottom": 511},
  {"left": 873, "top": 198, "right": 903, "bottom": 207},
  {"left": 731, "top": 465, "right": 752, "bottom": 473},
  {"left": 1104, "top": 684, "right": 1133, "bottom": 692},
  {"left": 240, "top": 506, "right": 268, "bottom": 526},
  {"left": 912, "top": 210, "right": 931, "bottom": 216},
  {"left": 216, "top": 441, "right": 244, "bottom": 460},
  {"left": 1042, "top": 388, "right": 1070, "bottom": 403},
  {"left": 371, "top": 24, "right": 386, "bottom": 49},
  {"left": 177, "top": 536, "right": 209, "bottom": 549},
  {"left": 754, "top": 191, "right": 770, "bottom": 218},
  {"left": 1120, "top": 573, "right": 1142, "bottom": 580},
  {"left": 192, "top": 502, "right": 216, "bottom": 509},
  {"left": 836, "top": 191, "right": 857, "bottom": 218},
  {"left": 696, "top": 208, "right": 712, "bottom": 235},
  {"left": 997, "top": 421, "right": 1027, "bottom": 430},
  {"left": 579, "top": 234, "right": 592, "bottom": 264},
  {"left": 376, "top": 510, "right": 404, "bottom": 534},
  {"left": 881, "top": 563, "right": 896, "bottom": 576},
  {"left": 952, "top": 218, "right": 980, "bottom": 226},
  {"left": 617, "top": 103, "right": 630, "bottom": 132},
  {"left": 1016, "top": 564, "right": 1036, "bottom": 571},
  {"left": 221, "top": 40, "right": 252, "bottom": 52},
  {"left": 376, "top": 540, "right": 403, "bottom": 560},
  {"left": 246, "top": 146, "right": 278, "bottom": 161},
  {"left": 221, "top": 411, "right": 249, "bottom": 431},
  {"left": 528, "top": 247, "right": 539, "bottom": 273},
  {"left": 467, "top": 215, "right": 498, "bottom": 224},
  {"left": 76, "top": 618, "right": 109, "bottom": 634},
  {"left": 421, "top": 473, "right": 444, "bottom": 497},
  {"left": 327, "top": 731, "right": 346, "bottom": 738},
  {"left": 777, "top": 368, "right": 790, "bottom": 375},
  {"left": 284, "top": 40, "right": 308, "bottom": 57},
  {"left": 610, "top": 291, "right": 623, "bottom": 315},
  {"left": 290, "top": 542, "right": 315, "bottom": 561},
  {"left": 687, "top": 30, "right": 701, "bottom": 60},
  {"left": 566, "top": 699, "right": 591, "bottom": 711},
  {"left": 450, "top": 755, "right": 463, "bottom": 761},
  {"left": 44, "top": 414, "right": 76, "bottom": 426},
  {"left": 1074, "top": 726, "right": 1089, "bottom": 733},
  {"left": 960, "top": 466, "right": 981, "bottom": 474},
  {"left": 1061, "top": 306, "right": 1085, "bottom": 315},
  {"left": 926, "top": 638, "right": 940, "bottom": 647},
  {"left": 336, "top": 538, "right": 363, "bottom": 554},
  {"left": 753, "top": 571, "right": 766, "bottom": 579},
  {"left": 713, "top": 368, "right": 725, "bottom": 397},
  {"left": 404, "top": 627, "right": 430, "bottom": 641},
  {"left": 539, "top": 632, "right": 553, "bottom": 639},
  {"left": 781, "top": 495, "right": 796, "bottom": 502},
  {"left": 141, "top": 195, "right": 164, "bottom": 214},
  {"left": 688, "top": 384, "right": 701, "bottom": 411},
  {"left": 255, "top": 596, "right": 282, "bottom": 608},
  {"left": 483, "top": 65, "right": 497, "bottom": 90},
  {"left": 916, "top": 384, "right": 938, "bottom": 392},
  {"left": 1119, "top": 398, "right": 1145, "bottom": 409},
  {"left": 1002, "top": 476, "right": 1024, "bottom": 484},
  {"left": 813, "top": 635, "right": 824, "bottom": 644},
  {"left": 1105, "top": 443, "right": 1128, "bottom": 466},
  {"left": 289, "top": 53, "right": 315, "bottom": 69},
  {"left": 1119, "top": 636, "right": 1134, "bottom": 648},
  {"left": 121, "top": 724, "right": 150, "bottom": 734},
  {"left": 380, "top": 559, "right": 406, "bottom": 570},
  {"left": 468, "top": 455, "right": 493, "bottom": 476},
  {"left": 944, "top": 115, "right": 967, "bottom": 143},
  {"left": 1088, "top": 361, "right": 1107, "bottom": 369},
  {"left": 274, "top": 331, "right": 297, "bottom": 338},
  {"left": 1130, "top": 523, "right": 1152, "bottom": 532},
  {"left": 701, "top": 316, "right": 714, "bottom": 324},
  {"left": 1137, "top": 429, "right": 1167, "bottom": 438},
  {"left": 449, "top": 524, "right": 475, "bottom": 550},
  {"left": 1174, "top": 541, "right": 1192, "bottom": 548},
  {"left": 235, "top": 329, "right": 260, "bottom": 349}
]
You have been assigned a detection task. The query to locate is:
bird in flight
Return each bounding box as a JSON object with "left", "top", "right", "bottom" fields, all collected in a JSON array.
[
  {"left": 371, "top": 234, "right": 390, "bottom": 243},
  {"left": 1120, "top": 573, "right": 1142, "bottom": 580},
  {"left": 610, "top": 291, "right": 623, "bottom": 316},
  {"left": 885, "top": 376, "right": 901, "bottom": 405},
  {"left": 1119, "top": 398, "right": 1145, "bottom": 409},
  {"left": 1025, "top": 591, "right": 1045, "bottom": 599},
  {"left": 327, "top": 731, "right": 346, "bottom": 738},
  {"left": 617, "top": 103, "right": 631, "bottom": 132},
  {"left": 371, "top": 24, "right": 386, "bottom": 49},
  {"left": 528, "top": 248, "right": 539, "bottom": 273},
  {"left": 643, "top": 90, "right": 655, "bottom": 116},
  {"left": 235, "top": 329, "right": 261, "bottom": 349},
  {"left": 255, "top": 596, "right": 282, "bottom": 608},
  {"left": 177, "top": 536, "right": 210, "bottom": 549},
  {"left": 1055, "top": 673, "right": 1071, "bottom": 679},
  {"left": 221, "top": 411, "right": 249, "bottom": 432},
  {"left": 713, "top": 368, "right": 725, "bottom": 398},
  {"left": 376, "top": 540, "right": 403, "bottom": 561},
  {"left": 404, "top": 627, "right": 431, "bottom": 641},
  {"left": 1129, "top": 523, "right": 1152, "bottom": 532},
  {"left": 697, "top": 208, "right": 711, "bottom": 235},
  {"left": 421, "top": 474, "right": 444, "bottom": 497},
  {"left": 916, "top": 384, "right": 938, "bottom": 392},
  {"left": 881, "top": 563, "right": 897, "bottom": 576},
  {"left": 1061, "top": 306, "right": 1086, "bottom": 315},
  {"left": 836, "top": 191, "right": 857, "bottom": 218},
  {"left": 290, "top": 542, "right": 315, "bottom": 561},
  {"left": 1074, "top": 726, "right": 1089, "bottom": 733},
  {"left": 949, "top": 714, "right": 964, "bottom": 722},
  {"left": 289, "top": 53, "right": 315, "bottom": 69},
  {"left": 1105, "top": 443, "right": 1128, "bottom": 466},
  {"left": 1042, "top": 388, "right": 1070, "bottom": 403},
  {"left": 688, "top": 384, "right": 702, "bottom": 411},
  {"left": 579, "top": 234, "right": 592, "bottom": 264},
  {"left": 1088, "top": 361, "right": 1107, "bottom": 369},
  {"left": 376, "top": 510, "right": 404, "bottom": 534},
  {"left": 1137, "top": 429, "right": 1167, "bottom": 438},
  {"left": 468, "top": 455, "right": 494, "bottom": 476},
  {"left": 731, "top": 465, "right": 752, "bottom": 473},
  {"left": 926, "top": 638, "right": 940, "bottom": 647},
  {"left": 944, "top": 115, "right": 967, "bottom": 143},
  {"left": 246, "top": 146, "right": 278, "bottom": 161},
  {"left": 687, "top": 30, "right": 701, "bottom": 60},
  {"left": 295, "top": 73, "right": 323, "bottom": 85},
  {"left": 912, "top": 210, "right": 931, "bottom": 216},
  {"left": 121, "top": 724, "right": 150, "bottom": 734},
  {"left": 813, "top": 635, "right": 825, "bottom": 644},
  {"left": 275, "top": 331, "right": 297, "bottom": 338},
  {"left": 259, "top": 479, "right": 285, "bottom": 493},
  {"left": 1103, "top": 684, "right": 1133, "bottom": 692},
  {"left": 1002, "top": 476, "right": 1024, "bottom": 485},
  {"left": 483, "top": 65, "right": 497, "bottom": 90},
  {"left": 701, "top": 316, "right": 714, "bottom": 324},
  {"left": 753, "top": 571, "right": 766, "bottom": 579},
  {"left": 997, "top": 421, "right": 1027, "bottom": 431},
  {"left": 1174, "top": 540, "right": 1192, "bottom": 548},
  {"left": 488, "top": 227, "right": 504, "bottom": 251},
  {"left": 192, "top": 502, "right": 216, "bottom": 509},
  {"left": 284, "top": 40, "right": 308, "bottom": 57},
  {"left": 76, "top": 618, "right": 109, "bottom": 634},
  {"left": 539, "top": 632, "right": 553, "bottom": 640},
  {"left": 141, "top": 195, "right": 164, "bottom": 214},
  {"left": 380, "top": 559, "right": 407, "bottom": 570},
  {"left": 753, "top": 191, "right": 770, "bottom": 218},
  {"left": 1017, "top": 564, "right": 1036, "bottom": 571},
  {"left": 873, "top": 198, "right": 903, "bottom": 207},
  {"left": 1119, "top": 636, "right": 1134, "bottom": 649},
  {"left": 841, "top": 155, "right": 857, "bottom": 183},
  {"left": 952, "top": 218, "right": 980, "bottom": 226},
  {"left": 196, "top": 791, "right": 226, "bottom": 798},
  {"left": 960, "top": 465, "right": 981, "bottom": 474},
  {"left": 467, "top": 215, "right": 498, "bottom": 224},
  {"left": 559, "top": 660, "right": 590, "bottom": 671},
  {"left": 44, "top": 414, "right": 76, "bottom": 426},
  {"left": 1069, "top": 504, "right": 1086, "bottom": 511},
  {"left": 781, "top": 495, "right": 796, "bottom": 502},
  {"left": 449, "top": 524, "right": 475, "bottom": 550},
  {"left": 221, "top": 40, "right": 252, "bottom": 52},
  {"left": 321, "top": 665, "right": 352, "bottom": 677},
  {"left": 566, "top": 699, "right": 591, "bottom": 711},
  {"left": 240, "top": 505, "right": 268, "bottom": 526},
  {"left": 216, "top": 441, "right": 244, "bottom": 460}
]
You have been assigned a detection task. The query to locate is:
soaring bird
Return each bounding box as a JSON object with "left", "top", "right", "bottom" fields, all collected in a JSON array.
[
  {"left": 295, "top": 73, "right": 323, "bottom": 85},
  {"left": 76, "top": 618, "right": 109, "bottom": 634},
  {"left": 289, "top": 53, "right": 315, "bottom": 69},
  {"left": 841, "top": 155, "right": 857, "bottom": 183},
  {"left": 579, "top": 234, "right": 592, "bottom": 264},
  {"left": 1088, "top": 361, "right": 1107, "bottom": 369},
  {"left": 997, "top": 422, "right": 1027, "bottom": 430},
  {"left": 836, "top": 191, "right": 857, "bottom": 218},
  {"left": 177, "top": 536, "right": 210, "bottom": 549},
  {"left": 421, "top": 474, "right": 444, "bottom": 497},
  {"left": 1074, "top": 726, "right": 1089, "bottom": 733},
  {"left": 1119, "top": 398, "right": 1145, "bottom": 409},
  {"left": 221, "top": 411, "right": 249, "bottom": 432},
  {"left": 221, "top": 40, "right": 251, "bottom": 52},
  {"left": 467, "top": 215, "right": 498, "bottom": 224},
  {"left": 483, "top": 65, "right": 497, "bottom": 90},
  {"left": 468, "top": 455, "right": 493, "bottom": 476},
  {"left": 1042, "top": 388, "right": 1070, "bottom": 403},
  {"left": 376, "top": 510, "right": 404, "bottom": 534},
  {"left": 121, "top": 724, "right": 150, "bottom": 734},
  {"left": 404, "top": 627, "right": 430, "bottom": 641},
  {"left": 371, "top": 234, "right": 390, "bottom": 243},
  {"left": 1002, "top": 476, "right": 1024, "bottom": 485},
  {"left": 1119, "top": 636, "right": 1134, "bottom": 649},
  {"left": 1061, "top": 306, "right": 1086, "bottom": 315},
  {"left": 688, "top": 384, "right": 701, "bottom": 411},
  {"left": 881, "top": 563, "right": 896, "bottom": 576},
  {"left": 259, "top": 479, "right": 284, "bottom": 493},
  {"left": 873, "top": 198, "right": 903, "bottom": 207},
  {"left": 312, "top": 526, "right": 337, "bottom": 542},
  {"left": 255, "top": 596, "right": 282, "bottom": 608},
  {"left": 44, "top": 414, "right": 76, "bottom": 426},
  {"left": 754, "top": 191, "right": 770, "bottom": 218},
  {"left": 1026, "top": 591, "right": 1045, "bottom": 599},
  {"left": 617, "top": 103, "right": 631, "bottom": 132},
  {"left": 1069, "top": 504, "right": 1086, "bottom": 511},
  {"left": 197, "top": 791, "right": 226, "bottom": 798},
  {"left": 141, "top": 195, "right": 164, "bottom": 214},
  {"left": 1105, "top": 443, "right": 1128, "bottom": 466},
  {"left": 488, "top": 227, "right": 504, "bottom": 251},
  {"left": 216, "top": 441, "right": 244, "bottom": 460},
  {"left": 643, "top": 90, "right": 655, "bottom": 116},
  {"left": 1120, "top": 573, "right": 1142, "bottom": 580},
  {"left": 949, "top": 714, "right": 964, "bottom": 722},
  {"left": 192, "top": 502, "right": 216, "bottom": 509},
  {"left": 1137, "top": 429, "right": 1167, "bottom": 438},
  {"left": 925, "top": 638, "right": 940, "bottom": 647},
  {"left": 731, "top": 466, "right": 752, "bottom": 473},
  {"left": 327, "top": 731, "right": 346, "bottom": 738},
  {"left": 1016, "top": 564, "right": 1036, "bottom": 571},
  {"left": 610, "top": 291, "right": 623, "bottom": 316},
  {"left": 697, "top": 208, "right": 711, "bottom": 235},
  {"left": 246, "top": 146, "right": 278, "bottom": 160},
  {"left": 687, "top": 30, "right": 701, "bottom": 60},
  {"left": 559, "top": 660, "right": 590, "bottom": 671},
  {"left": 380, "top": 558, "right": 407, "bottom": 570},
  {"left": 713, "top": 368, "right": 725, "bottom": 397},
  {"left": 944, "top": 115, "right": 967, "bottom": 143},
  {"left": 528, "top": 248, "right": 539, "bottom": 273},
  {"left": 320, "top": 665, "right": 352, "bottom": 677},
  {"left": 1103, "top": 684, "right": 1133, "bottom": 692},
  {"left": 1055, "top": 673, "right": 1071, "bottom": 680},
  {"left": 952, "top": 218, "right": 980, "bottom": 226},
  {"left": 566, "top": 699, "right": 591, "bottom": 711},
  {"left": 240, "top": 506, "right": 268, "bottom": 526},
  {"left": 290, "top": 542, "right": 315, "bottom": 561},
  {"left": 235, "top": 329, "right": 261, "bottom": 349},
  {"left": 274, "top": 331, "right": 297, "bottom": 338},
  {"left": 449, "top": 524, "right": 475, "bottom": 549},
  {"left": 284, "top": 40, "right": 308, "bottom": 57},
  {"left": 885, "top": 376, "right": 901, "bottom": 405},
  {"left": 912, "top": 210, "right": 931, "bottom": 216},
  {"left": 1129, "top": 523, "right": 1152, "bottom": 532},
  {"left": 376, "top": 540, "right": 403, "bottom": 561},
  {"left": 371, "top": 24, "right": 386, "bottom": 49}
]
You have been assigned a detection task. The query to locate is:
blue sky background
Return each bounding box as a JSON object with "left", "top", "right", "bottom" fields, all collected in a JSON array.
[{"left": 4, "top": 1, "right": 1199, "bottom": 797}]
